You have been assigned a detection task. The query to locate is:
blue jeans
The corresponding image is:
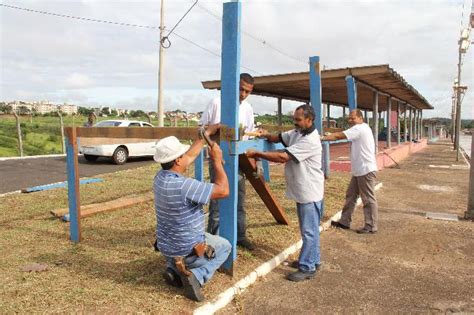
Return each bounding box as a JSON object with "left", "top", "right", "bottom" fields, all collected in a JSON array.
[
  {"left": 165, "top": 233, "right": 231, "bottom": 286},
  {"left": 207, "top": 162, "right": 247, "bottom": 241},
  {"left": 296, "top": 201, "right": 322, "bottom": 272}
]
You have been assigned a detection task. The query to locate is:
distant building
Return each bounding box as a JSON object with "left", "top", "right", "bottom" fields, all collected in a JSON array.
[{"left": 59, "top": 104, "right": 78, "bottom": 115}]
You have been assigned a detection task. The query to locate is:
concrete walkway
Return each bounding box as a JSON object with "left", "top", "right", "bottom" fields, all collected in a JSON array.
[{"left": 220, "top": 141, "right": 473, "bottom": 313}]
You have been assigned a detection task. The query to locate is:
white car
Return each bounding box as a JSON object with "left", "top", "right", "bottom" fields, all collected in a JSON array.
[{"left": 79, "top": 120, "right": 156, "bottom": 165}]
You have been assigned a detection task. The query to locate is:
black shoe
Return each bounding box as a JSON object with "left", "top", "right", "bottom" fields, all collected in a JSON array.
[
  {"left": 162, "top": 267, "right": 183, "bottom": 288},
  {"left": 180, "top": 273, "right": 204, "bottom": 302},
  {"left": 289, "top": 261, "right": 321, "bottom": 270},
  {"left": 331, "top": 221, "right": 350, "bottom": 230},
  {"left": 237, "top": 238, "right": 256, "bottom": 251},
  {"left": 356, "top": 228, "right": 377, "bottom": 234},
  {"left": 286, "top": 270, "right": 316, "bottom": 282}
]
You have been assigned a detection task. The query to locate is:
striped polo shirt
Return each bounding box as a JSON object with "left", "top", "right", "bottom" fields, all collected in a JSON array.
[{"left": 153, "top": 170, "right": 214, "bottom": 257}]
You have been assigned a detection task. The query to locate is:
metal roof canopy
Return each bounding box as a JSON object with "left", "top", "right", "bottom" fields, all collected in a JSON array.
[{"left": 202, "top": 64, "right": 433, "bottom": 111}]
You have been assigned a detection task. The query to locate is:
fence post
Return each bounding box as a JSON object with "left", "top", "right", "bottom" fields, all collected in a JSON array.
[{"left": 13, "top": 111, "right": 24, "bottom": 157}]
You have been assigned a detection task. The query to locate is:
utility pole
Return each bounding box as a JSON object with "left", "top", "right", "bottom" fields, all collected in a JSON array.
[
  {"left": 454, "top": 27, "right": 470, "bottom": 161},
  {"left": 157, "top": 0, "right": 165, "bottom": 127}
]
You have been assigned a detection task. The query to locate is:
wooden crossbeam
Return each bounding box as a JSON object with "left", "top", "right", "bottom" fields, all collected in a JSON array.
[{"left": 238, "top": 155, "right": 289, "bottom": 225}]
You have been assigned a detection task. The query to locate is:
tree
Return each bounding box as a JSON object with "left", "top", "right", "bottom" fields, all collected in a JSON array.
[
  {"left": 78, "top": 106, "right": 94, "bottom": 116},
  {"left": 110, "top": 109, "right": 118, "bottom": 116}
]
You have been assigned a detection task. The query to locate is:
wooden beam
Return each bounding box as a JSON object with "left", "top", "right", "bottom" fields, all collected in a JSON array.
[
  {"left": 75, "top": 126, "right": 199, "bottom": 139},
  {"left": 238, "top": 155, "right": 289, "bottom": 225},
  {"left": 51, "top": 193, "right": 153, "bottom": 219}
]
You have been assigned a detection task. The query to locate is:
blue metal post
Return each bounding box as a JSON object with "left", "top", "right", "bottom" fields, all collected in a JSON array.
[
  {"left": 309, "top": 56, "right": 326, "bottom": 178},
  {"left": 322, "top": 142, "right": 330, "bottom": 178},
  {"left": 219, "top": 0, "right": 241, "bottom": 272},
  {"left": 345, "top": 75, "right": 357, "bottom": 111},
  {"left": 195, "top": 149, "right": 204, "bottom": 181},
  {"left": 65, "top": 128, "right": 81, "bottom": 242},
  {"left": 309, "top": 56, "right": 323, "bottom": 133}
]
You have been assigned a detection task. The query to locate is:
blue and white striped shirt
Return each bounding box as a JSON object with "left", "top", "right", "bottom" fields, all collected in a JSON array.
[{"left": 153, "top": 170, "right": 214, "bottom": 257}]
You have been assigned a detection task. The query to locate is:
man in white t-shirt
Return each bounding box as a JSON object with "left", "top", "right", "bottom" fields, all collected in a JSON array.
[
  {"left": 200, "top": 73, "right": 256, "bottom": 250},
  {"left": 321, "top": 109, "right": 379, "bottom": 233},
  {"left": 247, "top": 104, "right": 324, "bottom": 282}
]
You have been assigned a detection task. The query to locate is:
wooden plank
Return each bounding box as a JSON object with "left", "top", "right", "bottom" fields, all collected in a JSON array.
[
  {"left": 238, "top": 155, "right": 289, "bottom": 225},
  {"left": 75, "top": 126, "right": 199, "bottom": 139},
  {"left": 51, "top": 193, "right": 153, "bottom": 219}
]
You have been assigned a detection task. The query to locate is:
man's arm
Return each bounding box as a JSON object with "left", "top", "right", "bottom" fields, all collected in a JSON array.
[
  {"left": 209, "top": 144, "right": 229, "bottom": 199},
  {"left": 321, "top": 131, "right": 347, "bottom": 141},
  {"left": 257, "top": 129, "right": 282, "bottom": 143},
  {"left": 184, "top": 124, "right": 220, "bottom": 161},
  {"left": 246, "top": 150, "right": 291, "bottom": 164}
]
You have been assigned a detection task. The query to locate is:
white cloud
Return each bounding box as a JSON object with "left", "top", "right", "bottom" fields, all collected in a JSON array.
[
  {"left": 0, "top": 0, "right": 472, "bottom": 119},
  {"left": 64, "top": 73, "right": 94, "bottom": 89}
]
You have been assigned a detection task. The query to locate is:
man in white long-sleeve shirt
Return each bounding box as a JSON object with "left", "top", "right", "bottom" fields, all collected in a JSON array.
[{"left": 199, "top": 73, "right": 256, "bottom": 250}]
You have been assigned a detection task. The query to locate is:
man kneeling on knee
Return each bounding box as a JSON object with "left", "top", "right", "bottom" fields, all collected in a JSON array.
[{"left": 153, "top": 127, "right": 231, "bottom": 302}]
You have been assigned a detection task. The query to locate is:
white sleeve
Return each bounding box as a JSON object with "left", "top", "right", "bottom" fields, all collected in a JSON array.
[
  {"left": 343, "top": 124, "right": 361, "bottom": 141},
  {"left": 245, "top": 105, "right": 255, "bottom": 132},
  {"left": 200, "top": 98, "right": 219, "bottom": 125}
]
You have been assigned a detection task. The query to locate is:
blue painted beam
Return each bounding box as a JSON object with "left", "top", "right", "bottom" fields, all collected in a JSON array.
[
  {"left": 345, "top": 75, "right": 357, "bottom": 111},
  {"left": 194, "top": 149, "right": 204, "bottom": 181},
  {"left": 322, "top": 142, "right": 330, "bottom": 178},
  {"left": 65, "top": 129, "right": 81, "bottom": 242},
  {"left": 235, "top": 139, "right": 284, "bottom": 155},
  {"left": 22, "top": 178, "right": 103, "bottom": 193},
  {"left": 220, "top": 0, "right": 241, "bottom": 271},
  {"left": 262, "top": 160, "right": 270, "bottom": 182},
  {"left": 309, "top": 56, "right": 323, "bottom": 134}
]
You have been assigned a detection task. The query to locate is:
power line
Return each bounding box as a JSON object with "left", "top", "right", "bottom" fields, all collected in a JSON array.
[
  {"left": 0, "top": 3, "right": 262, "bottom": 75},
  {"left": 161, "top": 0, "right": 199, "bottom": 48},
  {"left": 196, "top": 1, "right": 308, "bottom": 65}
]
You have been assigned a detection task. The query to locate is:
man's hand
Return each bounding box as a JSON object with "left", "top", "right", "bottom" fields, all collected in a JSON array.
[
  {"left": 209, "top": 143, "right": 223, "bottom": 162},
  {"left": 246, "top": 149, "right": 259, "bottom": 159},
  {"left": 256, "top": 128, "right": 269, "bottom": 138},
  {"left": 205, "top": 124, "right": 221, "bottom": 136}
]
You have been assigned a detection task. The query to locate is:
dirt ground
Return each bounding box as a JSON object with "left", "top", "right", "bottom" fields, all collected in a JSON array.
[{"left": 221, "top": 140, "right": 474, "bottom": 314}]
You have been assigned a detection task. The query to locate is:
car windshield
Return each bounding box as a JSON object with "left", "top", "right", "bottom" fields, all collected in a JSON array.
[{"left": 94, "top": 121, "right": 122, "bottom": 127}]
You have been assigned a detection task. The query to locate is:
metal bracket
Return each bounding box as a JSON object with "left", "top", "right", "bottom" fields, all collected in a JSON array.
[{"left": 219, "top": 125, "right": 244, "bottom": 155}]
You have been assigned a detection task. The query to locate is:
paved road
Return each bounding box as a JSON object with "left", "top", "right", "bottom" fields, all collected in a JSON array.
[{"left": 0, "top": 155, "right": 155, "bottom": 194}]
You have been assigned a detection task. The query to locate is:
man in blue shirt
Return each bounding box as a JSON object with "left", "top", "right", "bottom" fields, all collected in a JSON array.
[{"left": 153, "top": 127, "right": 230, "bottom": 302}]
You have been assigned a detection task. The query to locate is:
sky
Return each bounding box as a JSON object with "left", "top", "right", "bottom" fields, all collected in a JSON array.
[{"left": 0, "top": 0, "right": 473, "bottom": 119}]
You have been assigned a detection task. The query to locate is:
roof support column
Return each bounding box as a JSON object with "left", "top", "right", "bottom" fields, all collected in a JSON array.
[
  {"left": 342, "top": 106, "right": 346, "bottom": 129},
  {"left": 277, "top": 97, "right": 282, "bottom": 126},
  {"left": 403, "top": 104, "right": 407, "bottom": 143},
  {"left": 387, "top": 96, "right": 392, "bottom": 148},
  {"left": 310, "top": 56, "right": 323, "bottom": 134},
  {"left": 396, "top": 101, "right": 401, "bottom": 145},
  {"left": 365, "top": 110, "right": 369, "bottom": 123},
  {"left": 373, "top": 91, "right": 379, "bottom": 153},
  {"left": 345, "top": 75, "right": 358, "bottom": 111},
  {"left": 326, "top": 103, "right": 331, "bottom": 129},
  {"left": 409, "top": 106, "right": 413, "bottom": 142},
  {"left": 219, "top": 0, "right": 241, "bottom": 273},
  {"left": 420, "top": 110, "right": 423, "bottom": 138}
]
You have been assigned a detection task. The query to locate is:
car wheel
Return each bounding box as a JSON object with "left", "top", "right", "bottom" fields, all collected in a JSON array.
[
  {"left": 84, "top": 154, "right": 99, "bottom": 162},
  {"left": 113, "top": 146, "right": 128, "bottom": 165}
]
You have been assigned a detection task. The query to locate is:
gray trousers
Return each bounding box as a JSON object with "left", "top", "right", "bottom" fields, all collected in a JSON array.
[
  {"left": 339, "top": 171, "right": 378, "bottom": 231},
  {"left": 207, "top": 162, "right": 247, "bottom": 241}
]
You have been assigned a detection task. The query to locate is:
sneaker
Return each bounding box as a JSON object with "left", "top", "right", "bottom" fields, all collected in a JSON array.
[
  {"left": 180, "top": 273, "right": 204, "bottom": 302},
  {"left": 162, "top": 267, "right": 183, "bottom": 288},
  {"left": 286, "top": 270, "right": 316, "bottom": 282},
  {"left": 356, "top": 228, "right": 377, "bottom": 234},
  {"left": 237, "top": 238, "right": 256, "bottom": 251},
  {"left": 330, "top": 221, "right": 350, "bottom": 230},
  {"left": 289, "top": 261, "right": 321, "bottom": 270}
]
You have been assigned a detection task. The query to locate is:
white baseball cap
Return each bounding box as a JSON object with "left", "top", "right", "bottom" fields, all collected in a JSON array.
[{"left": 153, "top": 136, "right": 190, "bottom": 164}]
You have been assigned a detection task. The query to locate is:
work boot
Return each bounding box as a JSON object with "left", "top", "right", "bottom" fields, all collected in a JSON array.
[
  {"left": 180, "top": 272, "right": 204, "bottom": 302},
  {"left": 330, "top": 221, "right": 350, "bottom": 230},
  {"left": 289, "top": 261, "right": 321, "bottom": 270},
  {"left": 237, "top": 238, "right": 255, "bottom": 251},
  {"left": 356, "top": 228, "right": 377, "bottom": 234},
  {"left": 162, "top": 267, "right": 183, "bottom": 288},
  {"left": 286, "top": 269, "right": 316, "bottom": 282}
]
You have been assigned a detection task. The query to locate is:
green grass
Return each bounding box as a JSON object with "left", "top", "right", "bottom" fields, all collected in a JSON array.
[{"left": 0, "top": 161, "right": 350, "bottom": 313}]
